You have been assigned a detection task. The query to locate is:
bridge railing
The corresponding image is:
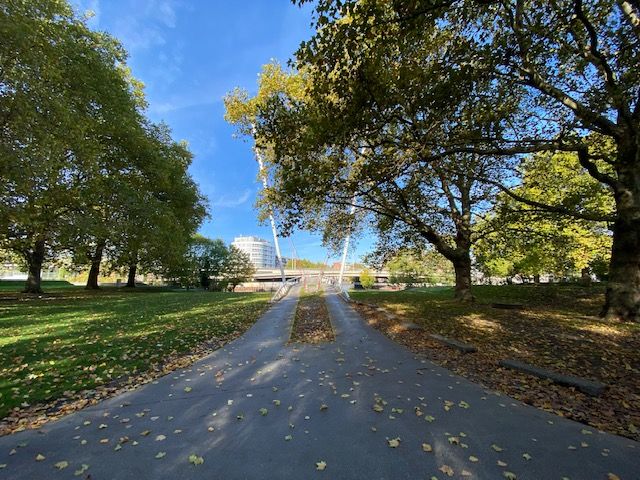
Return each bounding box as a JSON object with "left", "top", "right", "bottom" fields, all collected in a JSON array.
[{"left": 270, "top": 278, "right": 299, "bottom": 303}]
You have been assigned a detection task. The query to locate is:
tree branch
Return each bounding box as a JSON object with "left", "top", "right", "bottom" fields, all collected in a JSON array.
[
  {"left": 617, "top": 0, "right": 640, "bottom": 40},
  {"left": 509, "top": 0, "right": 621, "bottom": 137},
  {"left": 570, "top": 0, "right": 632, "bottom": 125}
]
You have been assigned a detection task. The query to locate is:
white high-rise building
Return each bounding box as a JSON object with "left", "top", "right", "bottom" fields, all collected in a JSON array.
[{"left": 231, "top": 236, "right": 277, "bottom": 269}]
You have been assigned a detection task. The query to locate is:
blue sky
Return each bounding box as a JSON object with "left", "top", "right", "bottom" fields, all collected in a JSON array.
[{"left": 73, "top": 0, "right": 373, "bottom": 263}]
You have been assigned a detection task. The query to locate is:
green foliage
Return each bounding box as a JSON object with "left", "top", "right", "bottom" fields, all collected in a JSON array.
[
  {"left": 223, "top": 246, "right": 256, "bottom": 291},
  {"left": 286, "top": 258, "right": 327, "bottom": 269},
  {"left": 359, "top": 268, "right": 375, "bottom": 289},
  {"left": 168, "top": 236, "right": 229, "bottom": 290},
  {"left": 0, "top": 288, "right": 269, "bottom": 418},
  {"left": 289, "top": 0, "right": 639, "bottom": 319},
  {"left": 0, "top": 0, "right": 207, "bottom": 292},
  {"left": 387, "top": 250, "right": 455, "bottom": 287},
  {"left": 474, "top": 149, "right": 613, "bottom": 280},
  {"left": 167, "top": 239, "right": 256, "bottom": 291},
  {"left": 225, "top": 61, "right": 501, "bottom": 302}
]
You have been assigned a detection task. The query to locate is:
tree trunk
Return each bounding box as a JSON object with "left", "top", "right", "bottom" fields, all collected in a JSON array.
[
  {"left": 85, "top": 241, "right": 105, "bottom": 290},
  {"left": 533, "top": 274, "right": 540, "bottom": 284},
  {"left": 452, "top": 256, "right": 474, "bottom": 302},
  {"left": 580, "top": 267, "right": 592, "bottom": 286},
  {"left": 23, "top": 239, "right": 46, "bottom": 294},
  {"left": 601, "top": 143, "right": 640, "bottom": 322},
  {"left": 601, "top": 213, "right": 640, "bottom": 321},
  {"left": 126, "top": 263, "right": 137, "bottom": 288}
]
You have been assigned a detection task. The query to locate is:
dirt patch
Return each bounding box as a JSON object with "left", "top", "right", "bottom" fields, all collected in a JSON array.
[{"left": 290, "top": 291, "right": 335, "bottom": 344}]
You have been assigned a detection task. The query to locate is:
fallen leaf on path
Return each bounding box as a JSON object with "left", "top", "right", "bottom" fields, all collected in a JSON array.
[
  {"left": 54, "top": 461, "right": 68, "bottom": 470},
  {"left": 439, "top": 465, "right": 454, "bottom": 477},
  {"left": 74, "top": 464, "right": 89, "bottom": 476},
  {"left": 188, "top": 454, "right": 204, "bottom": 465},
  {"left": 316, "top": 460, "right": 327, "bottom": 471}
]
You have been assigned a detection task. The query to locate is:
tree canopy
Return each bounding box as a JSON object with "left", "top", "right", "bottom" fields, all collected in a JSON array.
[
  {"left": 228, "top": 0, "right": 639, "bottom": 321},
  {"left": 0, "top": 0, "right": 207, "bottom": 292}
]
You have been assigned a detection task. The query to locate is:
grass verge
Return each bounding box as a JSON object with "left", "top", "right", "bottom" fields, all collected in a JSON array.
[
  {"left": 351, "top": 284, "right": 640, "bottom": 440},
  {"left": 289, "top": 288, "right": 334, "bottom": 344},
  {"left": 0, "top": 287, "right": 270, "bottom": 434}
]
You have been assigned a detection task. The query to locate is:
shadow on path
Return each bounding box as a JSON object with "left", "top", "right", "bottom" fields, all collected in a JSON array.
[{"left": 0, "top": 286, "right": 637, "bottom": 479}]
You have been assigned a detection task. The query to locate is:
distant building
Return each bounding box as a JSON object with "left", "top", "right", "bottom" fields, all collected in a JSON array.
[{"left": 231, "top": 236, "right": 277, "bottom": 269}]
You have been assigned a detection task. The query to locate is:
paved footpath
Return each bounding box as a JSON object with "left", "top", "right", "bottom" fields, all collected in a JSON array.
[{"left": 0, "top": 287, "right": 638, "bottom": 479}]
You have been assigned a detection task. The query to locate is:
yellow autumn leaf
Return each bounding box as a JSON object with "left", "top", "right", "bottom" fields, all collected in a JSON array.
[
  {"left": 439, "top": 464, "right": 454, "bottom": 477},
  {"left": 316, "top": 460, "right": 327, "bottom": 471}
]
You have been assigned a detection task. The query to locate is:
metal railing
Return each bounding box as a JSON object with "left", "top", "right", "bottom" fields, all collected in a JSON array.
[{"left": 270, "top": 278, "right": 299, "bottom": 303}]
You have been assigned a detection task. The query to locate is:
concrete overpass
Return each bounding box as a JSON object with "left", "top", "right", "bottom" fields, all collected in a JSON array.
[{"left": 252, "top": 268, "right": 390, "bottom": 283}]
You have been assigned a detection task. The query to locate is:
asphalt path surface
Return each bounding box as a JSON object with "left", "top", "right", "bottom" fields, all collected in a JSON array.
[{"left": 0, "top": 286, "right": 637, "bottom": 479}]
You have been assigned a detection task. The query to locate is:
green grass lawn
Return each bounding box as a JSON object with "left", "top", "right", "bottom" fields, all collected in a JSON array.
[
  {"left": 0, "top": 280, "right": 79, "bottom": 292},
  {"left": 350, "top": 284, "right": 640, "bottom": 371},
  {"left": 0, "top": 288, "right": 270, "bottom": 419}
]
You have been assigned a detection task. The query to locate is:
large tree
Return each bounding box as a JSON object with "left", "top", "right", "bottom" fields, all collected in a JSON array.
[
  {"left": 0, "top": 0, "right": 144, "bottom": 292},
  {"left": 226, "top": 64, "right": 506, "bottom": 301},
  {"left": 0, "top": 1, "right": 207, "bottom": 292},
  {"left": 288, "top": 0, "right": 639, "bottom": 321},
  {"left": 106, "top": 123, "right": 207, "bottom": 288}
]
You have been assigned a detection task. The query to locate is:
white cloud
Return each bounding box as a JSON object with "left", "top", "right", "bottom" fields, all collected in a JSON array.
[
  {"left": 108, "top": 0, "right": 181, "bottom": 54},
  {"left": 212, "top": 189, "right": 252, "bottom": 208},
  {"left": 156, "top": 0, "right": 177, "bottom": 28}
]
